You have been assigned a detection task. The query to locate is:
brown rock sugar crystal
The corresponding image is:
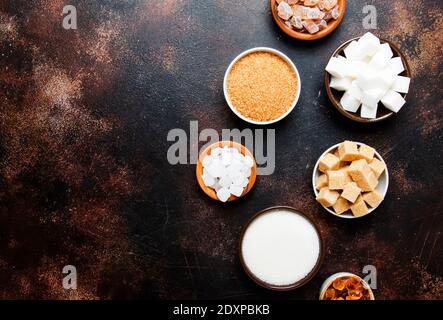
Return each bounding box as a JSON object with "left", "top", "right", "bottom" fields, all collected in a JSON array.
[{"left": 227, "top": 52, "right": 298, "bottom": 122}]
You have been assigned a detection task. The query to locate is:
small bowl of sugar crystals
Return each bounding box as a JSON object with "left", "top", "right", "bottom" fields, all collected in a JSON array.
[{"left": 196, "top": 141, "right": 257, "bottom": 202}]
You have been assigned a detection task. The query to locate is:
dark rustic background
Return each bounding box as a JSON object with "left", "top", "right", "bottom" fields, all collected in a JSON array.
[{"left": 0, "top": 0, "right": 442, "bottom": 299}]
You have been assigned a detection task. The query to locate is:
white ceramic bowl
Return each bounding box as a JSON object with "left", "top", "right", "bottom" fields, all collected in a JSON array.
[
  {"left": 223, "top": 47, "right": 301, "bottom": 125},
  {"left": 319, "top": 272, "right": 375, "bottom": 300},
  {"left": 312, "top": 142, "right": 389, "bottom": 219}
]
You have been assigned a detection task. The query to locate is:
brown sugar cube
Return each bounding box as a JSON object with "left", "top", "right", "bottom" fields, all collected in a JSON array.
[
  {"left": 333, "top": 197, "right": 351, "bottom": 215},
  {"left": 348, "top": 159, "right": 372, "bottom": 182},
  {"left": 316, "top": 174, "right": 328, "bottom": 190},
  {"left": 356, "top": 171, "right": 379, "bottom": 192},
  {"left": 362, "top": 190, "right": 384, "bottom": 208},
  {"left": 350, "top": 196, "right": 369, "bottom": 217},
  {"left": 318, "top": 153, "right": 340, "bottom": 173},
  {"left": 316, "top": 187, "right": 340, "bottom": 207},
  {"left": 338, "top": 141, "right": 360, "bottom": 161},
  {"left": 334, "top": 149, "right": 347, "bottom": 168},
  {"left": 369, "top": 158, "right": 386, "bottom": 178},
  {"left": 327, "top": 170, "right": 347, "bottom": 190},
  {"left": 341, "top": 182, "right": 362, "bottom": 203},
  {"left": 338, "top": 165, "right": 353, "bottom": 183},
  {"left": 359, "top": 144, "right": 375, "bottom": 162},
  {"left": 333, "top": 149, "right": 339, "bottom": 157}
]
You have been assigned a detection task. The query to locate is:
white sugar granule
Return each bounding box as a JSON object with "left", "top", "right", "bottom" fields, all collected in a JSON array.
[{"left": 242, "top": 209, "right": 320, "bottom": 286}]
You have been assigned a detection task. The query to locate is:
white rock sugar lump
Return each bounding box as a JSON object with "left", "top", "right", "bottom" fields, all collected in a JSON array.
[{"left": 201, "top": 146, "right": 253, "bottom": 202}]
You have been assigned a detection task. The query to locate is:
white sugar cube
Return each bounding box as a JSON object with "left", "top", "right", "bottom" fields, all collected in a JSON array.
[
  {"left": 330, "top": 77, "right": 352, "bottom": 91},
  {"left": 325, "top": 57, "right": 347, "bottom": 78},
  {"left": 388, "top": 57, "right": 405, "bottom": 75},
  {"left": 340, "top": 92, "right": 361, "bottom": 113},
  {"left": 336, "top": 56, "right": 360, "bottom": 79},
  {"left": 369, "top": 43, "right": 393, "bottom": 69},
  {"left": 361, "top": 55, "right": 372, "bottom": 64},
  {"left": 343, "top": 41, "right": 356, "bottom": 58},
  {"left": 379, "top": 42, "right": 393, "bottom": 57},
  {"left": 244, "top": 155, "right": 254, "bottom": 168},
  {"left": 392, "top": 76, "right": 410, "bottom": 93},
  {"left": 361, "top": 88, "right": 383, "bottom": 108},
  {"left": 346, "top": 60, "right": 366, "bottom": 79},
  {"left": 356, "top": 65, "right": 378, "bottom": 90},
  {"left": 336, "top": 55, "right": 351, "bottom": 75},
  {"left": 344, "top": 41, "right": 364, "bottom": 61},
  {"left": 216, "top": 187, "right": 231, "bottom": 202},
  {"left": 377, "top": 68, "right": 397, "bottom": 92},
  {"left": 361, "top": 104, "right": 378, "bottom": 119},
  {"left": 347, "top": 81, "right": 363, "bottom": 100},
  {"left": 228, "top": 185, "right": 244, "bottom": 197},
  {"left": 357, "top": 32, "right": 381, "bottom": 57},
  {"left": 381, "top": 90, "right": 406, "bottom": 113}
]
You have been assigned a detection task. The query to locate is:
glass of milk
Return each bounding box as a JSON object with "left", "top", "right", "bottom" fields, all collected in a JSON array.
[{"left": 239, "top": 206, "right": 324, "bottom": 290}]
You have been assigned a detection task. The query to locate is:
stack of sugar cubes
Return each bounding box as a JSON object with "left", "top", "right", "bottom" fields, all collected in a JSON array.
[
  {"left": 325, "top": 32, "right": 411, "bottom": 118},
  {"left": 201, "top": 146, "right": 254, "bottom": 202}
]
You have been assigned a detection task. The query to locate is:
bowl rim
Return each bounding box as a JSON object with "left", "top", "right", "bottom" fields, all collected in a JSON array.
[
  {"left": 239, "top": 206, "right": 324, "bottom": 291},
  {"left": 223, "top": 47, "right": 301, "bottom": 125},
  {"left": 324, "top": 36, "right": 412, "bottom": 123},
  {"left": 312, "top": 142, "right": 389, "bottom": 219},
  {"left": 196, "top": 140, "right": 257, "bottom": 202},
  {"left": 270, "top": 0, "right": 347, "bottom": 41},
  {"left": 319, "top": 272, "right": 375, "bottom": 300}
]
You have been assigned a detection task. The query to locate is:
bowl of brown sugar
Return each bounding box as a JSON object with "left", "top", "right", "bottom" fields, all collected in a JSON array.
[{"left": 224, "top": 47, "right": 301, "bottom": 125}]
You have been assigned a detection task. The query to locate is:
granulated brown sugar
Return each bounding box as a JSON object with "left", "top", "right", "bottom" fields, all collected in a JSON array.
[{"left": 227, "top": 51, "right": 298, "bottom": 122}]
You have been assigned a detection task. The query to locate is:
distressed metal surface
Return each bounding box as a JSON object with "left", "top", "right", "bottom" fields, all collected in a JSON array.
[{"left": 0, "top": 0, "right": 442, "bottom": 299}]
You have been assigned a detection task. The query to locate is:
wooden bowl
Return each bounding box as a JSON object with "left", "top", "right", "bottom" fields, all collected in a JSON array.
[
  {"left": 270, "top": 0, "right": 346, "bottom": 41},
  {"left": 312, "top": 142, "right": 389, "bottom": 219},
  {"left": 239, "top": 206, "right": 324, "bottom": 291},
  {"left": 325, "top": 37, "right": 412, "bottom": 123},
  {"left": 196, "top": 141, "right": 257, "bottom": 202}
]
